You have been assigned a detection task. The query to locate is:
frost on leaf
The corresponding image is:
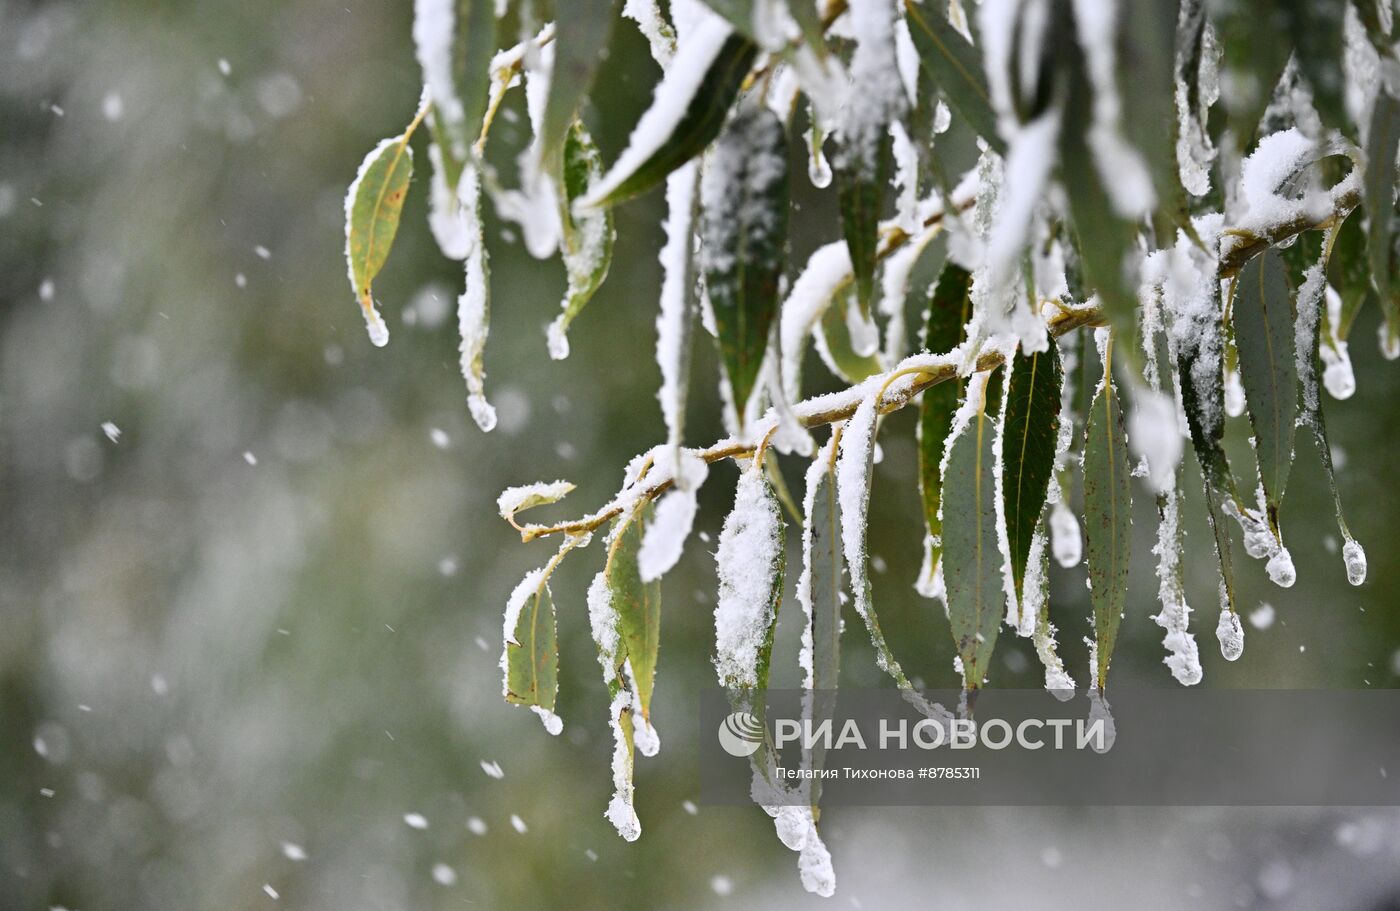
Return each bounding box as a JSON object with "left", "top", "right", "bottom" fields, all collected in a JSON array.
[
  {"left": 498, "top": 480, "right": 575, "bottom": 524},
  {"left": 656, "top": 162, "right": 701, "bottom": 457},
  {"left": 455, "top": 166, "right": 496, "bottom": 431},
  {"left": 714, "top": 464, "right": 785, "bottom": 696},
  {"left": 548, "top": 123, "right": 615, "bottom": 359}
]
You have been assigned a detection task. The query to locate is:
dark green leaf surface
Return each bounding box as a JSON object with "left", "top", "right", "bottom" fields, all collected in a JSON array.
[
  {"left": 835, "top": 133, "right": 891, "bottom": 317},
  {"left": 541, "top": 0, "right": 621, "bottom": 161},
  {"left": 818, "top": 296, "right": 884, "bottom": 383},
  {"left": 1366, "top": 89, "right": 1400, "bottom": 347},
  {"left": 607, "top": 506, "right": 662, "bottom": 718},
  {"left": 589, "top": 33, "right": 757, "bottom": 207},
  {"left": 1083, "top": 369, "right": 1131, "bottom": 692},
  {"left": 1233, "top": 248, "right": 1297, "bottom": 512},
  {"left": 943, "top": 372, "right": 1003, "bottom": 690},
  {"left": 553, "top": 123, "right": 616, "bottom": 344},
  {"left": 903, "top": 0, "right": 1005, "bottom": 153},
  {"left": 918, "top": 263, "right": 973, "bottom": 567},
  {"left": 1001, "top": 344, "right": 1062, "bottom": 606},
  {"left": 702, "top": 106, "right": 789, "bottom": 412},
  {"left": 421, "top": 0, "right": 497, "bottom": 157}
]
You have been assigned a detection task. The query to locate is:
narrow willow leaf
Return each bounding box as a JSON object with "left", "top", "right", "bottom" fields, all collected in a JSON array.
[
  {"left": 835, "top": 133, "right": 891, "bottom": 316},
  {"left": 413, "top": 0, "right": 497, "bottom": 158},
  {"left": 903, "top": 0, "right": 1005, "bottom": 154},
  {"left": 344, "top": 131, "right": 414, "bottom": 346},
  {"left": 587, "top": 570, "right": 643, "bottom": 841},
  {"left": 582, "top": 22, "right": 758, "bottom": 208},
  {"left": 838, "top": 395, "right": 948, "bottom": 721},
  {"left": 1327, "top": 211, "right": 1373, "bottom": 341},
  {"left": 541, "top": 0, "right": 622, "bottom": 161},
  {"left": 1232, "top": 249, "right": 1297, "bottom": 514},
  {"left": 1292, "top": 248, "right": 1367, "bottom": 584},
  {"left": 715, "top": 465, "right": 786, "bottom": 702},
  {"left": 607, "top": 505, "right": 663, "bottom": 718},
  {"left": 917, "top": 262, "right": 972, "bottom": 591},
  {"left": 548, "top": 122, "right": 616, "bottom": 357},
  {"left": 428, "top": 108, "right": 466, "bottom": 191},
  {"left": 502, "top": 567, "right": 560, "bottom": 731},
  {"left": 942, "top": 371, "right": 1003, "bottom": 691},
  {"left": 1001, "top": 344, "right": 1063, "bottom": 607},
  {"left": 456, "top": 165, "right": 496, "bottom": 431},
  {"left": 657, "top": 162, "right": 702, "bottom": 454},
  {"left": 1210, "top": 0, "right": 1290, "bottom": 146},
  {"left": 1058, "top": 20, "right": 1137, "bottom": 339},
  {"left": 1084, "top": 364, "right": 1131, "bottom": 692},
  {"left": 1115, "top": 0, "right": 1190, "bottom": 230},
  {"left": 1289, "top": 0, "right": 1347, "bottom": 133},
  {"left": 1366, "top": 89, "right": 1400, "bottom": 347},
  {"left": 798, "top": 434, "right": 842, "bottom": 805},
  {"left": 816, "top": 294, "right": 884, "bottom": 383},
  {"left": 702, "top": 105, "right": 789, "bottom": 412}
]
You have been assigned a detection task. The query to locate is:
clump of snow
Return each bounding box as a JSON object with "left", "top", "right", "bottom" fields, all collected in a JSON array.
[
  {"left": 1128, "top": 388, "right": 1184, "bottom": 496},
  {"left": 656, "top": 162, "right": 700, "bottom": 453},
  {"left": 413, "top": 0, "right": 465, "bottom": 155},
  {"left": 1320, "top": 287, "right": 1355, "bottom": 399},
  {"left": 714, "top": 466, "right": 783, "bottom": 689},
  {"left": 836, "top": 0, "right": 906, "bottom": 181},
  {"left": 531, "top": 705, "right": 563, "bottom": 736},
  {"left": 780, "top": 241, "right": 853, "bottom": 398},
  {"left": 1249, "top": 602, "right": 1276, "bottom": 630},
  {"left": 624, "top": 0, "right": 677, "bottom": 66},
  {"left": 639, "top": 453, "right": 709, "bottom": 582},
  {"left": 426, "top": 144, "right": 471, "bottom": 260},
  {"left": 1049, "top": 501, "right": 1082, "bottom": 567},
  {"left": 1216, "top": 609, "right": 1244, "bottom": 661},
  {"left": 1266, "top": 547, "right": 1296, "bottom": 588},
  {"left": 497, "top": 480, "right": 575, "bottom": 520}
]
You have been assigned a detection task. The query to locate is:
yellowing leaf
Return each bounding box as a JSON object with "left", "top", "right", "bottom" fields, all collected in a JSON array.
[{"left": 344, "top": 131, "right": 415, "bottom": 346}]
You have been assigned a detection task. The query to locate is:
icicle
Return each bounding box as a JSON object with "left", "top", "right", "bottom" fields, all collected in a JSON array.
[
  {"left": 1152, "top": 488, "right": 1202, "bottom": 686},
  {"left": 1216, "top": 605, "right": 1244, "bottom": 661},
  {"left": 1343, "top": 539, "right": 1368, "bottom": 586}
]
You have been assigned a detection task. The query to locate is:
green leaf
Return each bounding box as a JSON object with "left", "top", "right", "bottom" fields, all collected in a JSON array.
[
  {"left": 943, "top": 371, "right": 1004, "bottom": 691},
  {"left": 415, "top": 0, "right": 498, "bottom": 158},
  {"left": 1116, "top": 0, "right": 1191, "bottom": 231},
  {"left": 1210, "top": 0, "right": 1291, "bottom": 147},
  {"left": 541, "top": 0, "right": 622, "bottom": 163},
  {"left": 584, "top": 31, "right": 758, "bottom": 208},
  {"left": 799, "top": 435, "right": 843, "bottom": 801},
  {"left": 918, "top": 263, "right": 973, "bottom": 570},
  {"left": 549, "top": 122, "right": 616, "bottom": 353},
  {"left": 817, "top": 294, "right": 884, "bottom": 383},
  {"left": 1083, "top": 363, "right": 1131, "bottom": 692},
  {"left": 504, "top": 569, "right": 559, "bottom": 712},
  {"left": 902, "top": 0, "right": 1005, "bottom": 154},
  {"left": 702, "top": 105, "right": 789, "bottom": 412},
  {"left": 607, "top": 505, "right": 663, "bottom": 719},
  {"left": 428, "top": 108, "right": 466, "bottom": 191},
  {"left": 1001, "top": 343, "right": 1063, "bottom": 608},
  {"left": 1366, "top": 88, "right": 1400, "bottom": 347},
  {"left": 345, "top": 130, "right": 415, "bottom": 342},
  {"left": 1232, "top": 248, "right": 1297, "bottom": 514},
  {"left": 1291, "top": 0, "right": 1348, "bottom": 133},
  {"left": 1327, "top": 211, "right": 1373, "bottom": 341},
  {"left": 835, "top": 132, "right": 891, "bottom": 317}
]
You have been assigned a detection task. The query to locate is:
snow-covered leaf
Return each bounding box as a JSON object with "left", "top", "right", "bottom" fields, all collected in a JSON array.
[
  {"left": 607, "top": 506, "right": 663, "bottom": 718},
  {"left": 344, "top": 131, "right": 414, "bottom": 346},
  {"left": 498, "top": 480, "right": 575, "bottom": 523},
  {"left": 455, "top": 165, "right": 497, "bottom": 431},
  {"left": 1115, "top": 0, "right": 1190, "bottom": 232},
  {"left": 903, "top": 0, "right": 1004, "bottom": 154},
  {"left": 941, "top": 370, "right": 1004, "bottom": 691},
  {"left": 548, "top": 123, "right": 616, "bottom": 357},
  {"left": 542, "top": 0, "right": 622, "bottom": 162},
  {"left": 799, "top": 434, "right": 843, "bottom": 696},
  {"left": 715, "top": 464, "right": 786, "bottom": 697},
  {"left": 1327, "top": 210, "right": 1372, "bottom": 343},
  {"left": 502, "top": 568, "right": 560, "bottom": 722},
  {"left": 1365, "top": 88, "right": 1400, "bottom": 352},
  {"left": 582, "top": 18, "right": 757, "bottom": 208},
  {"left": 1289, "top": 0, "right": 1347, "bottom": 132},
  {"left": 1083, "top": 359, "right": 1131, "bottom": 692},
  {"left": 816, "top": 293, "right": 883, "bottom": 383},
  {"left": 916, "top": 261, "right": 971, "bottom": 593},
  {"left": 1001, "top": 343, "right": 1062, "bottom": 608},
  {"left": 657, "top": 162, "right": 702, "bottom": 453},
  {"left": 835, "top": 139, "right": 890, "bottom": 318},
  {"left": 1232, "top": 247, "right": 1296, "bottom": 515},
  {"left": 702, "top": 104, "right": 789, "bottom": 414},
  {"left": 413, "top": 0, "right": 497, "bottom": 158}
]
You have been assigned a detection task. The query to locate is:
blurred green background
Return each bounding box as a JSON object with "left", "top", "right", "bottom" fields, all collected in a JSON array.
[{"left": 3, "top": 2, "right": 1400, "bottom": 909}]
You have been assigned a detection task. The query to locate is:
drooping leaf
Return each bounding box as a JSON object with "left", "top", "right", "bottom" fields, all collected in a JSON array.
[
  {"left": 344, "top": 131, "right": 415, "bottom": 345},
  {"left": 548, "top": 122, "right": 616, "bottom": 355},
  {"left": 1115, "top": 0, "right": 1190, "bottom": 231},
  {"left": 498, "top": 479, "right": 576, "bottom": 524},
  {"left": 541, "top": 0, "right": 622, "bottom": 162},
  {"left": 607, "top": 505, "right": 663, "bottom": 718},
  {"left": 702, "top": 105, "right": 789, "bottom": 412},
  {"left": 1232, "top": 248, "right": 1297, "bottom": 515},
  {"left": 583, "top": 24, "right": 757, "bottom": 208},
  {"left": 817, "top": 293, "right": 884, "bottom": 383},
  {"left": 1209, "top": 0, "right": 1291, "bottom": 147},
  {"left": 942, "top": 370, "right": 1004, "bottom": 691},
  {"left": 714, "top": 465, "right": 786, "bottom": 703},
  {"left": 1327, "top": 211, "right": 1373, "bottom": 341},
  {"left": 503, "top": 568, "right": 559, "bottom": 712},
  {"left": 1083, "top": 361, "right": 1131, "bottom": 692},
  {"left": 1366, "top": 88, "right": 1400, "bottom": 348},
  {"left": 798, "top": 434, "right": 843, "bottom": 803},
  {"left": 917, "top": 262, "right": 973, "bottom": 585},
  {"left": 1001, "top": 343, "right": 1063, "bottom": 607},
  {"left": 835, "top": 133, "right": 891, "bottom": 317},
  {"left": 428, "top": 107, "right": 466, "bottom": 191},
  {"left": 902, "top": 0, "right": 1005, "bottom": 154},
  {"left": 413, "top": 0, "right": 497, "bottom": 158},
  {"left": 1289, "top": 0, "right": 1348, "bottom": 133}
]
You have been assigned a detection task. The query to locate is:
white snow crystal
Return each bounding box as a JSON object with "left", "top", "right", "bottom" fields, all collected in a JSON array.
[
  {"left": 1249, "top": 602, "right": 1276, "bottom": 630},
  {"left": 432, "top": 863, "right": 457, "bottom": 886},
  {"left": 101, "top": 421, "right": 121, "bottom": 443},
  {"left": 510, "top": 814, "right": 528, "bottom": 834},
  {"left": 656, "top": 161, "right": 700, "bottom": 453},
  {"left": 403, "top": 812, "right": 428, "bottom": 830},
  {"left": 455, "top": 167, "right": 496, "bottom": 431},
  {"left": 281, "top": 842, "right": 307, "bottom": 861},
  {"left": 480, "top": 760, "right": 504, "bottom": 779},
  {"left": 426, "top": 144, "right": 471, "bottom": 260},
  {"left": 1128, "top": 388, "right": 1184, "bottom": 496}
]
